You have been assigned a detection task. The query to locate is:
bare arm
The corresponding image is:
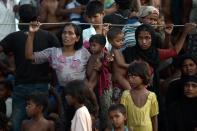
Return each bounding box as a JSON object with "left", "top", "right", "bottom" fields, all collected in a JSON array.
[
  {"left": 173, "top": 23, "right": 196, "bottom": 54},
  {"left": 25, "top": 22, "right": 41, "bottom": 60},
  {"left": 112, "top": 48, "right": 129, "bottom": 69},
  {"left": 49, "top": 121, "right": 55, "bottom": 131},
  {"left": 86, "top": 57, "right": 100, "bottom": 91},
  {"left": 132, "top": 0, "right": 141, "bottom": 12},
  {"left": 55, "top": 0, "right": 85, "bottom": 17},
  {"left": 151, "top": 115, "right": 158, "bottom": 131}
]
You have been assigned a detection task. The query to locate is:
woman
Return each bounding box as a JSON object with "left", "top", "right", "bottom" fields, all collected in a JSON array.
[{"left": 25, "top": 22, "right": 95, "bottom": 130}]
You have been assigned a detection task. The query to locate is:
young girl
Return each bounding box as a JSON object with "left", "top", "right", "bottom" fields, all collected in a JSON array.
[
  {"left": 106, "top": 104, "right": 133, "bottom": 131},
  {"left": 64, "top": 80, "right": 92, "bottom": 131},
  {"left": 120, "top": 61, "right": 159, "bottom": 131}
]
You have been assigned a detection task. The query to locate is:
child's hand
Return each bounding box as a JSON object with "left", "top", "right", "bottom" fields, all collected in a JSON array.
[
  {"left": 102, "top": 23, "right": 110, "bottom": 36},
  {"left": 93, "top": 58, "right": 102, "bottom": 71},
  {"left": 29, "top": 21, "right": 41, "bottom": 33}
]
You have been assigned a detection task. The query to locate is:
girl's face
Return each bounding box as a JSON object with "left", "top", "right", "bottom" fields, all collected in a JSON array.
[
  {"left": 137, "top": 31, "right": 152, "bottom": 50},
  {"left": 108, "top": 110, "right": 126, "bottom": 128},
  {"left": 61, "top": 25, "right": 80, "bottom": 47},
  {"left": 128, "top": 74, "right": 144, "bottom": 88},
  {"left": 182, "top": 59, "right": 197, "bottom": 76},
  {"left": 110, "top": 33, "right": 124, "bottom": 49},
  {"left": 90, "top": 42, "right": 104, "bottom": 54},
  {"left": 184, "top": 81, "right": 197, "bottom": 98},
  {"left": 26, "top": 100, "right": 40, "bottom": 117}
]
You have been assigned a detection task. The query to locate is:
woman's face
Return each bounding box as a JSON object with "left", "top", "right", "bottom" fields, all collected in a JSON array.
[
  {"left": 137, "top": 31, "right": 152, "bottom": 50},
  {"left": 184, "top": 81, "right": 197, "bottom": 98},
  {"left": 182, "top": 58, "right": 197, "bottom": 76},
  {"left": 61, "top": 25, "right": 80, "bottom": 47}
]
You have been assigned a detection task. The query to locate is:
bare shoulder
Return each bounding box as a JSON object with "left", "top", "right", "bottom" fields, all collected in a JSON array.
[
  {"left": 45, "top": 119, "right": 55, "bottom": 131},
  {"left": 21, "top": 119, "right": 32, "bottom": 131}
]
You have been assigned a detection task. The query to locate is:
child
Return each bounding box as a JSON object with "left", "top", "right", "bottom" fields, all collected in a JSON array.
[
  {"left": 86, "top": 34, "right": 112, "bottom": 130},
  {"left": 106, "top": 104, "right": 133, "bottom": 131},
  {"left": 64, "top": 80, "right": 92, "bottom": 131},
  {"left": 0, "top": 80, "right": 12, "bottom": 118},
  {"left": 83, "top": 0, "right": 111, "bottom": 51},
  {"left": 107, "top": 27, "right": 130, "bottom": 91},
  {"left": 21, "top": 92, "right": 54, "bottom": 131},
  {"left": 120, "top": 61, "right": 159, "bottom": 131}
]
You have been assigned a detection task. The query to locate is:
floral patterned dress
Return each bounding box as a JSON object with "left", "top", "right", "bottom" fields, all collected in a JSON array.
[{"left": 34, "top": 47, "right": 90, "bottom": 86}]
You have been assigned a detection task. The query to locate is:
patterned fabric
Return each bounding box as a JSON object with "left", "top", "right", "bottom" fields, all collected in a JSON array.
[{"left": 34, "top": 47, "right": 90, "bottom": 86}]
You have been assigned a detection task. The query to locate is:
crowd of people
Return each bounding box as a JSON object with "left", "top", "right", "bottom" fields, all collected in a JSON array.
[{"left": 0, "top": 0, "right": 197, "bottom": 131}]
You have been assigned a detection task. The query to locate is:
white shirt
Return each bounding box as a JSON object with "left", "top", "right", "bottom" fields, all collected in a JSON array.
[
  {"left": 71, "top": 106, "right": 92, "bottom": 131},
  {"left": 0, "top": 0, "right": 16, "bottom": 40}
]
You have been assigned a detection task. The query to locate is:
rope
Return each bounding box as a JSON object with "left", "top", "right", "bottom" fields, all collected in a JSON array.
[{"left": 0, "top": 22, "right": 186, "bottom": 27}]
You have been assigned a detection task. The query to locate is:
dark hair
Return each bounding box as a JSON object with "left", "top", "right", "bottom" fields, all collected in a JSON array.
[
  {"left": 0, "top": 80, "right": 13, "bottom": 91},
  {"left": 64, "top": 80, "right": 86, "bottom": 104},
  {"left": 76, "top": 0, "right": 89, "bottom": 5},
  {"left": 19, "top": 4, "right": 38, "bottom": 23},
  {"left": 128, "top": 61, "right": 151, "bottom": 85},
  {"left": 135, "top": 24, "right": 156, "bottom": 48},
  {"left": 61, "top": 23, "right": 83, "bottom": 50},
  {"left": 108, "top": 104, "right": 126, "bottom": 116},
  {"left": 89, "top": 34, "right": 106, "bottom": 46},
  {"left": 115, "top": 0, "right": 131, "bottom": 10},
  {"left": 85, "top": 1, "right": 104, "bottom": 17},
  {"left": 27, "top": 92, "right": 48, "bottom": 112},
  {"left": 107, "top": 27, "right": 122, "bottom": 41}
]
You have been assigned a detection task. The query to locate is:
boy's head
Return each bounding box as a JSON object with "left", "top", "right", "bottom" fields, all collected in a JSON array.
[
  {"left": 128, "top": 61, "right": 151, "bottom": 85},
  {"left": 108, "top": 104, "right": 126, "bottom": 128},
  {"left": 64, "top": 80, "right": 86, "bottom": 106},
  {"left": 182, "top": 75, "right": 197, "bottom": 98},
  {"left": 89, "top": 34, "right": 106, "bottom": 54},
  {"left": 85, "top": 1, "right": 104, "bottom": 26},
  {"left": 26, "top": 92, "right": 48, "bottom": 117},
  {"left": 19, "top": 4, "right": 38, "bottom": 30},
  {"left": 107, "top": 27, "right": 124, "bottom": 49},
  {"left": 0, "top": 80, "right": 12, "bottom": 100}
]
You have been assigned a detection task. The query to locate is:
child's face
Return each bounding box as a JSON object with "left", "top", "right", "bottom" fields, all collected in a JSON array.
[
  {"left": 26, "top": 100, "right": 41, "bottom": 117},
  {"left": 137, "top": 31, "right": 152, "bottom": 50},
  {"left": 110, "top": 33, "right": 124, "bottom": 49},
  {"left": 90, "top": 42, "right": 104, "bottom": 54},
  {"left": 184, "top": 81, "right": 197, "bottom": 98},
  {"left": 182, "top": 59, "right": 197, "bottom": 76},
  {"left": 61, "top": 25, "right": 80, "bottom": 47},
  {"left": 108, "top": 110, "right": 126, "bottom": 128},
  {"left": 0, "top": 85, "right": 9, "bottom": 99},
  {"left": 87, "top": 13, "right": 104, "bottom": 27},
  {"left": 128, "top": 74, "right": 144, "bottom": 88}
]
